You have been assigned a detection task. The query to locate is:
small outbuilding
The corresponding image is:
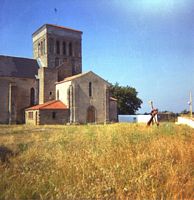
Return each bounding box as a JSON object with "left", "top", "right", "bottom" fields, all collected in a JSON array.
[{"left": 25, "top": 100, "right": 69, "bottom": 125}]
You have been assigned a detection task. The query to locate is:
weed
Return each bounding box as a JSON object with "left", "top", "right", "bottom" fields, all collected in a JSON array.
[{"left": 0, "top": 123, "right": 193, "bottom": 199}]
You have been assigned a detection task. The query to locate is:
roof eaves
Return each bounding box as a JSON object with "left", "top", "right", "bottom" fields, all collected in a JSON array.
[
  {"left": 46, "top": 24, "right": 83, "bottom": 34},
  {"left": 32, "top": 24, "right": 47, "bottom": 37},
  {"left": 56, "top": 72, "right": 89, "bottom": 84}
]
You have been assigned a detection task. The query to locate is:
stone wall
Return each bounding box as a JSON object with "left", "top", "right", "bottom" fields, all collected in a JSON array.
[
  {"left": 56, "top": 81, "right": 71, "bottom": 106},
  {"left": 33, "top": 29, "right": 48, "bottom": 67},
  {"left": 38, "top": 67, "right": 58, "bottom": 104},
  {"left": 0, "top": 77, "right": 38, "bottom": 124},
  {"left": 71, "top": 72, "right": 110, "bottom": 123},
  {"left": 39, "top": 109, "right": 69, "bottom": 125},
  {"left": 33, "top": 25, "right": 82, "bottom": 75},
  {"left": 25, "top": 110, "right": 39, "bottom": 125},
  {"left": 25, "top": 109, "right": 69, "bottom": 125}
]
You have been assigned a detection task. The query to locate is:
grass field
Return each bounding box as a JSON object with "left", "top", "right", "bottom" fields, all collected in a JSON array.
[{"left": 0, "top": 123, "right": 193, "bottom": 199}]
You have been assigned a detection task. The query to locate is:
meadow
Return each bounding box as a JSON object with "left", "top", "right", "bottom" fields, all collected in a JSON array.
[{"left": 0, "top": 123, "right": 193, "bottom": 199}]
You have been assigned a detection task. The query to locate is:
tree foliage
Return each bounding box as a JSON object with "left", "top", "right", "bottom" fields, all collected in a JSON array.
[{"left": 110, "top": 83, "right": 143, "bottom": 114}]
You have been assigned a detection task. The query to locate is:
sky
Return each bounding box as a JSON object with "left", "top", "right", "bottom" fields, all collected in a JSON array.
[{"left": 0, "top": 0, "right": 194, "bottom": 113}]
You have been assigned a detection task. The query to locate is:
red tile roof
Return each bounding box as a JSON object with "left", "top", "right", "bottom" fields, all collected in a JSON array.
[{"left": 26, "top": 100, "right": 68, "bottom": 110}]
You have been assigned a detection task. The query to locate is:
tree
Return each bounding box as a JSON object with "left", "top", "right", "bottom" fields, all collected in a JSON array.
[{"left": 110, "top": 83, "right": 142, "bottom": 115}]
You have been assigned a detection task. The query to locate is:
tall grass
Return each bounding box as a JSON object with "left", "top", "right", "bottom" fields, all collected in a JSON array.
[{"left": 0, "top": 123, "right": 193, "bottom": 199}]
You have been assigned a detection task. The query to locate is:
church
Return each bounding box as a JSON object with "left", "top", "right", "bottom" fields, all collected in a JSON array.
[{"left": 0, "top": 24, "right": 117, "bottom": 125}]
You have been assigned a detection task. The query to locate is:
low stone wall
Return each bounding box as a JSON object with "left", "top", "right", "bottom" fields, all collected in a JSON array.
[{"left": 176, "top": 117, "right": 194, "bottom": 128}]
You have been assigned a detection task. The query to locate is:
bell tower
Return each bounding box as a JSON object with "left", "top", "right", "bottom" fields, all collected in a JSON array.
[{"left": 32, "top": 24, "right": 82, "bottom": 75}]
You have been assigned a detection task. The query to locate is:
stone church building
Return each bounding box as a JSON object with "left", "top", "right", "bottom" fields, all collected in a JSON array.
[{"left": 0, "top": 24, "right": 117, "bottom": 125}]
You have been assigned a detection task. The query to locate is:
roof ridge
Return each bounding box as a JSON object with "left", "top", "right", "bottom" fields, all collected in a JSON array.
[
  {"left": 46, "top": 24, "right": 83, "bottom": 33},
  {"left": 56, "top": 71, "right": 90, "bottom": 84},
  {"left": 32, "top": 24, "right": 83, "bottom": 36},
  {"left": 39, "top": 100, "right": 58, "bottom": 109},
  {"left": 0, "top": 55, "right": 36, "bottom": 61}
]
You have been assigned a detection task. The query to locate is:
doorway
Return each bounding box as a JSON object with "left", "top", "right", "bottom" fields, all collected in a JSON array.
[{"left": 87, "top": 106, "right": 96, "bottom": 123}]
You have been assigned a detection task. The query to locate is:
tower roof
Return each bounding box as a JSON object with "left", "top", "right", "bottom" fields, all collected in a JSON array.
[{"left": 32, "top": 24, "right": 83, "bottom": 37}]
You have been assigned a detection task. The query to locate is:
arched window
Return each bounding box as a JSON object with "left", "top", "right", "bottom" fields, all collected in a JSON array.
[
  {"left": 63, "top": 42, "right": 66, "bottom": 55},
  {"left": 69, "top": 42, "right": 72, "bottom": 56},
  {"left": 30, "top": 88, "right": 35, "bottom": 106},
  {"left": 89, "top": 82, "right": 92, "bottom": 97},
  {"left": 56, "top": 40, "right": 60, "bottom": 54},
  {"left": 55, "top": 57, "right": 59, "bottom": 67}
]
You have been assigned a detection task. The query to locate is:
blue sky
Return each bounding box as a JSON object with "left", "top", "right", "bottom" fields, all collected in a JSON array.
[{"left": 0, "top": 0, "right": 194, "bottom": 113}]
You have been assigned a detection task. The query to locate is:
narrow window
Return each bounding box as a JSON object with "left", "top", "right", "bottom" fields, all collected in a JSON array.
[
  {"left": 89, "top": 82, "right": 92, "bottom": 97},
  {"left": 69, "top": 42, "right": 72, "bottom": 56},
  {"left": 30, "top": 88, "right": 35, "bottom": 106},
  {"left": 75, "top": 42, "right": 78, "bottom": 57},
  {"left": 49, "top": 38, "right": 54, "bottom": 54},
  {"left": 78, "top": 42, "right": 81, "bottom": 57},
  {"left": 56, "top": 40, "right": 60, "bottom": 54},
  {"left": 63, "top": 42, "right": 66, "bottom": 55},
  {"left": 52, "top": 112, "right": 56, "bottom": 119},
  {"left": 43, "top": 39, "right": 45, "bottom": 54},
  {"left": 38, "top": 43, "right": 41, "bottom": 56},
  {"left": 50, "top": 91, "right": 52, "bottom": 95},
  {"left": 28, "top": 112, "right": 33, "bottom": 119},
  {"left": 40, "top": 41, "right": 43, "bottom": 55},
  {"left": 57, "top": 90, "right": 59, "bottom": 100},
  {"left": 68, "top": 88, "right": 70, "bottom": 108},
  {"left": 55, "top": 57, "right": 59, "bottom": 67}
]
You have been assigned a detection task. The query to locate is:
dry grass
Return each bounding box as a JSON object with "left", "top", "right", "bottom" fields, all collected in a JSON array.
[{"left": 0, "top": 123, "right": 193, "bottom": 199}]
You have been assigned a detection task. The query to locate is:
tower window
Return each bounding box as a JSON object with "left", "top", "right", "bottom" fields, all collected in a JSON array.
[
  {"left": 38, "top": 43, "right": 41, "bottom": 56},
  {"left": 69, "top": 42, "right": 72, "bottom": 56},
  {"left": 42, "top": 39, "right": 45, "bottom": 54},
  {"left": 78, "top": 42, "right": 81, "bottom": 57},
  {"left": 63, "top": 42, "right": 66, "bottom": 55},
  {"left": 56, "top": 40, "right": 60, "bottom": 54},
  {"left": 30, "top": 88, "right": 35, "bottom": 106},
  {"left": 55, "top": 57, "right": 59, "bottom": 67},
  {"left": 89, "top": 82, "right": 92, "bottom": 97},
  {"left": 75, "top": 42, "right": 79, "bottom": 57},
  {"left": 49, "top": 38, "right": 54, "bottom": 54},
  {"left": 40, "top": 41, "right": 43, "bottom": 55}
]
